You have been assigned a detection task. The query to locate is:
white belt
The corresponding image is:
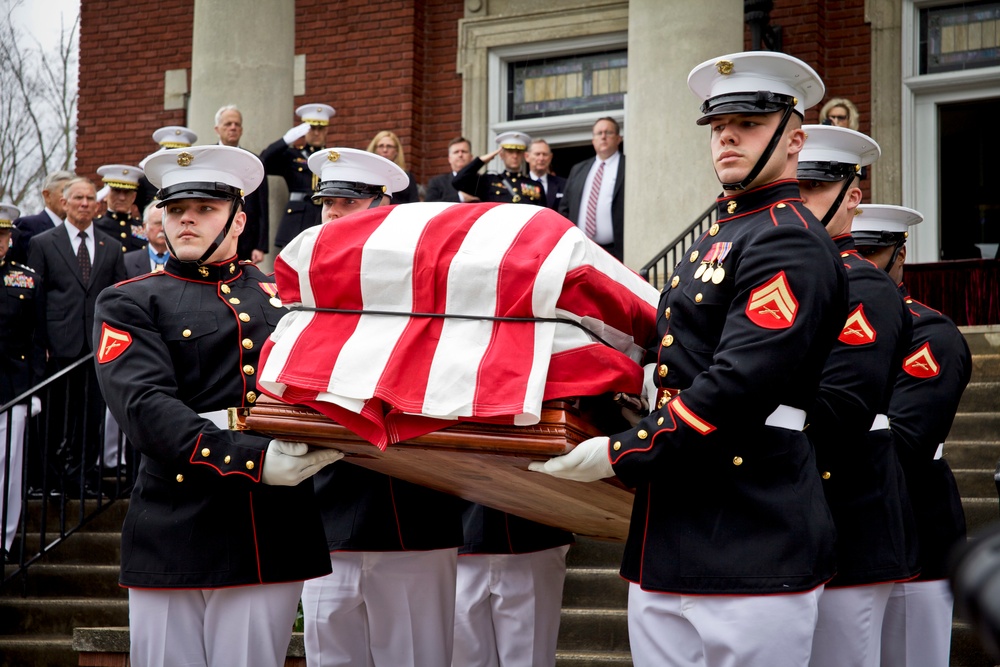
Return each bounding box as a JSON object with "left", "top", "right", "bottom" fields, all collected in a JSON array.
[
  {"left": 934, "top": 443, "right": 944, "bottom": 460},
  {"left": 870, "top": 413, "right": 889, "bottom": 431},
  {"left": 764, "top": 404, "right": 806, "bottom": 431},
  {"left": 199, "top": 410, "right": 229, "bottom": 430}
]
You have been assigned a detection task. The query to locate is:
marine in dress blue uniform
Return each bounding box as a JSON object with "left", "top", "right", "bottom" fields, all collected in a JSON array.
[
  {"left": 93, "top": 164, "right": 147, "bottom": 253},
  {"left": 94, "top": 145, "right": 340, "bottom": 667},
  {"left": 451, "top": 131, "right": 546, "bottom": 205},
  {"left": 796, "top": 128, "right": 919, "bottom": 667},
  {"left": 532, "top": 52, "right": 849, "bottom": 667},
  {"left": 851, "top": 207, "right": 969, "bottom": 667},
  {"left": 260, "top": 103, "right": 334, "bottom": 248},
  {"left": 292, "top": 148, "right": 466, "bottom": 667},
  {"left": 1, "top": 203, "right": 45, "bottom": 557}
]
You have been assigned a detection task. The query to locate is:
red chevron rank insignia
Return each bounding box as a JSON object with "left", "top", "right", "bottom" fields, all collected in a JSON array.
[
  {"left": 746, "top": 272, "right": 798, "bottom": 329},
  {"left": 838, "top": 304, "right": 877, "bottom": 345},
  {"left": 97, "top": 323, "right": 132, "bottom": 364},
  {"left": 903, "top": 342, "right": 940, "bottom": 378}
]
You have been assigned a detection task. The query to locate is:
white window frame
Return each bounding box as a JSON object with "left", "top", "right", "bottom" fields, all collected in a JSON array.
[{"left": 901, "top": 0, "right": 1000, "bottom": 262}]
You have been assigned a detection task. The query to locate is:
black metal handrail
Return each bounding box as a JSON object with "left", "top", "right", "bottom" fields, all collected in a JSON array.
[
  {"left": 639, "top": 203, "right": 717, "bottom": 289},
  {"left": 2, "top": 353, "right": 131, "bottom": 592}
]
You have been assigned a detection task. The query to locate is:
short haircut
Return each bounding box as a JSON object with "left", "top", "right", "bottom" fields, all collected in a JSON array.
[
  {"left": 448, "top": 136, "right": 471, "bottom": 150},
  {"left": 142, "top": 201, "right": 162, "bottom": 223},
  {"left": 528, "top": 138, "right": 551, "bottom": 151},
  {"left": 61, "top": 177, "right": 96, "bottom": 197},
  {"left": 594, "top": 117, "right": 621, "bottom": 135},
  {"left": 42, "top": 170, "right": 76, "bottom": 192},
  {"left": 214, "top": 104, "right": 241, "bottom": 126}
]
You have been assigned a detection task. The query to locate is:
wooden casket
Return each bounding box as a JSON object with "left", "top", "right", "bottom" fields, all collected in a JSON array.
[{"left": 230, "top": 397, "right": 634, "bottom": 542}]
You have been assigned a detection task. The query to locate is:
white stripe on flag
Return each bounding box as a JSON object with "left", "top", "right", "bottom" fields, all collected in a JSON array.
[{"left": 421, "top": 204, "right": 542, "bottom": 417}]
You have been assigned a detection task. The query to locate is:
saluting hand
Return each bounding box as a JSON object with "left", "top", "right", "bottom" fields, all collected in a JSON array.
[
  {"left": 261, "top": 439, "right": 344, "bottom": 486},
  {"left": 528, "top": 436, "right": 614, "bottom": 482}
]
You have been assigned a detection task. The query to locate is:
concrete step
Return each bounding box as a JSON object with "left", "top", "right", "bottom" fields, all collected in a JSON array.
[
  {"left": 963, "top": 498, "right": 1000, "bottom": 536},
  {"left": 945, "top": 442, "right": 1000, "bottom": 471},
  {"left": 556, "top": 650, "right": 634, "bottom": 666},
  {"left": 557, "top": 608, "right": 630, "bottom": 653},
  {"left": 950, "top": 620, "right": 998, "bottom": 667},
  {"left": 955, "top": 469, "right": 1000, "bottom": 500},
  {"left": 2, "top": 564, "right": 124, "bottom": 598},
  {"left": 949, "top": 414, "right": 1000, "bottom": 442},
  {"left": 971, "top": 354, "right": 1000, "bottom": 382},
  {"left": 0, "top": 597, "right": 128, "bottom": 636},
  {"left": 0, "top": 634, "right": 76, "bottom": 667},
  {"left": 19, "top": 498, "right": 127, "bottom": 533},
  {"left": 568, "top": 538, "right": 625, "bottom": 568},
  {"left": 960, "top": 382, "right": 1000, "bottom": 413},
  {"left": 9, "top": 532, "right": 121, "bottom": 566},
  {"left": 563, "top": 567, "right": 629, "bottom": 609},
  {"left": 960, "top": 326, "right": 1000, "bottom": 356}
]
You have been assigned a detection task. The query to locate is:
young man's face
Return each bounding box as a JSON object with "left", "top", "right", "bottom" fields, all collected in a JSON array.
[
  {"left": 709, "top": 112, "right": 802, "bottom": 192},
  {"left": 798, "top": 178, "right": 861, "bottom": 238},
  {"left": 162, "top": 198, "right": 244, "bottom": 263},
  {"left": 320, "top": 196, "right": 378, "bottom": 223}
]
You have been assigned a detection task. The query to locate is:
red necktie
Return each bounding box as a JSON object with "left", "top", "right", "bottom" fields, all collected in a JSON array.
[{"left": 584, "top": 161, "right": 605, "bottom": 239}]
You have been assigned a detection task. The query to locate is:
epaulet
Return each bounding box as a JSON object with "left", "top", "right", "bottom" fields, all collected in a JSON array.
[
  {"left": 9, "top": 261, "right": 38, "bottom": 274},
  {"left": 114, "top": 272, "right": 163, "bottom": 288},
  {"left": 769, "top": 199, "right": 811, "bottom": 228}
]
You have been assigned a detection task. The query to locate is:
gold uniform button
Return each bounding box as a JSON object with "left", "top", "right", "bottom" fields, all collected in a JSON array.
[
  {"left": 733, "top": 456, "right": 743, "bottom": 466},
  {"left": 664, "top": 307, "right": 671, "bottom": 319},
  {"left": 637, "top": 429, "right": 648, "bottom": 440},
  {"left": 246, "top": 461, "right": 255, "bottom": 470},
  {"left": 776, "top": 203, "right": 787, "bottom": 209},
  {"left": 243, "top": 365, "right": 255, "bottom": 375},
  {"left": 841, "top": 252, "right": 850, "bottom": 258},
  {"left": 119, "top": 221, "right": 126, "bottom": 227},
  {"left": 246, "top": 391, "right": 257, "bottom": 403},
  {"left": 120, "top": 232, "right": 127, "bottom": 239},
  {"left": 657, "top": 417, "right": 664, "bottom": 426},
  {"left": 229, "top": 297, "right": 240, "bottom": 304},
  {"left": 224, "top": 455, "right": 231, "bottom": 464},
  {"left": 242, "top": 338, "right": 253, "bottom": 350},
  {"left": 221, "top": 284, "right": 231, "bottom": 294},
  {"left": 822, "top": 471, "right": 831, "bottom": 480},
  {"left": 905, "top": 299, "right": 913, "bottom": 304},
  {"left": 662, "top": 334, "right": 674, "bottom": 347},
  {"left": 297, "top": 167, "right": 303, "bottom": 172},
  {"left": 709, "top": 223, "right": 720, "bottom": 236},
  {"left": 613, "top": 441, "right": 621, "bottom": 451},
  {"left": 287, "top": 208, "right": 293, "bottom": 214},
  {"left": 182, "top": 329, "right": 192, "bottom": 338},
  {"left": 689, "top": 251, "right": 699, "bottom": 263},
  {"left": 18, "top": 295, "right": 24, "bottom": 300},
  {"left": 658, "top": 364, "right": 668, "bottom": 377},
  {"left": 175, "top": 474, "right": 184, "bottom": 483},
  {"left": 695, "top": 293, "right": 703, "bottom": 303},
  {"left": 239, "top": 313, "right": 250, "bottom": 322},
  {"left": 670, "top": 276, "right": 680, "bottom": 288}
]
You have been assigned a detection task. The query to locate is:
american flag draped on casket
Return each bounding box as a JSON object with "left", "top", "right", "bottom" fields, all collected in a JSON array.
[{"left": 258, "top": 202, "right": 660, "bottom": 450}]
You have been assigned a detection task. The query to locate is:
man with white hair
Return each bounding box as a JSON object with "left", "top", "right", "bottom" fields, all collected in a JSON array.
[
  {"left": 10, "top": 170, "right": 76, "bottom": 264},
  {"left": 214, "top": 104, "right": 269, "bottom": 264}
]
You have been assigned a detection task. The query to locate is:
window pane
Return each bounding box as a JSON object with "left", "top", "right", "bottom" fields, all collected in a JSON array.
[
  {"left": 508, "top": 50, "right": 627, "bottom": 120},
  {"left": 920, "top": 1, "right": 1000, "bottom": 74}
]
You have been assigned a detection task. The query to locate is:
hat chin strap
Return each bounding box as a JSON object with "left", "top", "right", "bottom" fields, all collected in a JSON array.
[
  {"left": 164, "top": 198, "right": 241, "bottom": 267},
  {"left": 366, "top": 194, "right": 386, "bottom": 209},
  {"left": 720, "top": 105, "right": 795, "bottom": 192},
  {"left": 882, "top": 241, "right": 905, "bottom": 275},
  {"left": 821, "top": 177, "right": 856, "bottom": 228}
]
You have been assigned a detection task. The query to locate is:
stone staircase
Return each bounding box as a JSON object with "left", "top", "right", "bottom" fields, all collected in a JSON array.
[{"left": 2, "top": 325, "right": 998, "bottom": 666}]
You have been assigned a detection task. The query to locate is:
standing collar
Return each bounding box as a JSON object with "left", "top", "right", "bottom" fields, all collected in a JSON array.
[
  {"left": 715, "top": 179, "right": 802, "bottom": 222},
  {"left": 164, "top": 255, "right": 242, "bottom": 282}
]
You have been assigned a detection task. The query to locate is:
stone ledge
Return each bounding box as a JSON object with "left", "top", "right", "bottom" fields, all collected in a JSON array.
[{"left": 73, "top": 628, "right": 305, "bottom": 666}]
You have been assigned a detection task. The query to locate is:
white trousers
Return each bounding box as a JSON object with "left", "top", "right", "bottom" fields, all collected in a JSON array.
[
  {"left": 1, "top": 405, "right": 27, "bottom": 552},
  {"left": 628, "top": 583, "right": 823, "bottom": 667},
  {"left": 810, "top": 583, "right": 893, "bottom": 667},
  {"left": 880, "top": 580, "right": 954, "bottom": 667},
  {"left": 301, "top": 548, "right": 458, "bottom": 667},
  {"left": 128, "top": 582, "right": 303, "bottom": 667},
  {"left": 452, "top": 545, "right": 570, "bottom": 667}
]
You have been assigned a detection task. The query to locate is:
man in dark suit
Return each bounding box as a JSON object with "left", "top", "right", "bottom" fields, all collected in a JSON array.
[
  {"left": 526, "top": 138, "right": 566, "bottom": 210},
  {"left": 10, "top": 170, "right": 76, "bottom": 264},
  {"left": 558, "top": 117, "right": 626, "bottom": 261},
  {"left": 28, "top": 177, "right": 126, "bottom": 495},
  {"left": 424, "top": 137, "right": 478, "bottom": 203},
  {"left": 214, "top": 105, "right": 270, "bottom": 264}
]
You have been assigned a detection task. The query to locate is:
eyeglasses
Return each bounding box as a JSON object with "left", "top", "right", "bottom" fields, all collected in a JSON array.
[
  {"left": 827, "top": 114, "right": 848, "bottom": 121},
  {"left": 593, "top": 131, "right": 618, "bottom": 137}
]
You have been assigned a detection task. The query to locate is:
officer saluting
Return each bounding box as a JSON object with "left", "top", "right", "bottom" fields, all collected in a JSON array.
[
  {"left": 93, "top": 164, "right": 146, "bottom": 253},
  {"left": 451, "top": 131, "right": 545, "bottom": 204},
  {"left": 1, "top": 203, "right": 44, "bottom": 559},
  {"left": 853, "top": 207, "right": 970, "bottom": 667},
  {"left": 260, "top": 103, "right": 335, "bottom": 248},
  {"left": 796, "top": 126, "right": 919, "bottom": 667},
  {"left": 532, "top": 52, "right": 849, "bottom": 667},
  {"left": 93, "top": 145, "right": 342, "bottom": 667}
]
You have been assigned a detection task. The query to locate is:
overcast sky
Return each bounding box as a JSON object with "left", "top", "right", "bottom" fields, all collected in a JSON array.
[{"left": 11, "top": 0, "right": 80, "bottom": 53}]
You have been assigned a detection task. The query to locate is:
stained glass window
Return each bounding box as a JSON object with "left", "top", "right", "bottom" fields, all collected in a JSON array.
[
  {"left": 508, "top": 50, "right": 627, "bottom": 120},
  {"left": 920, "top": 1, "right": 1000, "bottom": 74}
]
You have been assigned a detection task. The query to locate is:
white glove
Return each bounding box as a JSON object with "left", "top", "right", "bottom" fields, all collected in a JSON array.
[
  {"left": 642, "top": 362, "right": 657, "bottom": 408},
  {"left": 30, "top": 396, "right": 42, "bottom": 417},
  {"left": 96, "top": 185, "right": 111, "bottom": 202},
  {"left": 528, "top": 436, "right": 614, "bottom": 482},
  {"left": 283, "top": 122, "right": 312, "bottom": 145},
  {"left": 261, "top": 439, "right": 344, "bottom": 486}
]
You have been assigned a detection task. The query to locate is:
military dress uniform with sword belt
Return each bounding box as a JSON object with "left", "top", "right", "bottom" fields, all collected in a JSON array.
[
  {"left": 451, "top": 131, "right": 546, "bottom": 205},
  {"left": 531, "top": 52, "right": 849, "bottom": 667},
  {"left": 795, "top": 126, "right": 919, "bottom": 667},
  {"left": 260, "top": 103, "right": 335, "bottom": 248},
  {"left": 93, "top": 145, "right": 341, "bottom": 667}
]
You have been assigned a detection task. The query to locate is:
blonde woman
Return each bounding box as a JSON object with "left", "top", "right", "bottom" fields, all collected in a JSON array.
[
  {"left": 366, "top": 131, "right": 419, "bottom": 203},
  {"left": 820, "top": 97, "right": 860, "bottom": 130}
]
